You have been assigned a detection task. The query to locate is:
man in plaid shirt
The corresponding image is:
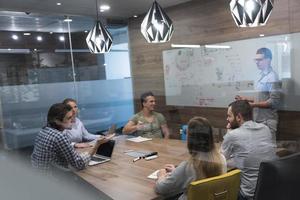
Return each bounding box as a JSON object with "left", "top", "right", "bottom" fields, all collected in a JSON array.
[{"left": 31, "top": 103, "right": 111, "bottom": 171}]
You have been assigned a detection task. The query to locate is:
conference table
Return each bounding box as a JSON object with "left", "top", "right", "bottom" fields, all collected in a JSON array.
[{"left": 75, "top": 135, "right": 190, "bottom": 200}]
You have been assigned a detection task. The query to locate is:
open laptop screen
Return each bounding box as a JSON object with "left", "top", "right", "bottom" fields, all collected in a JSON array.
[{"left": 96, "top": 140, "right": 115, "bottom": 157}]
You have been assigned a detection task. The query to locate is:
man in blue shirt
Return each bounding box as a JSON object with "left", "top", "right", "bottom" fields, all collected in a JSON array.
[{"left": 235, "top": 47, "right": 281, "bottom": 143}]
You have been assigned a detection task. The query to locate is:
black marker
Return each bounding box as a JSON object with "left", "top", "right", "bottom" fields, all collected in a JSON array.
[{"left": 143, "top": 152, "right": 158, "bottom": 158}]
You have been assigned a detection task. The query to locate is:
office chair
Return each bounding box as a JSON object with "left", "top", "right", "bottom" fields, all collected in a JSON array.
[
  {"left": 254, "top": 152, "right": 300, "bottom": 200},
  {"left": 187, "top": 169, "right": 241, "bottom": 200}
]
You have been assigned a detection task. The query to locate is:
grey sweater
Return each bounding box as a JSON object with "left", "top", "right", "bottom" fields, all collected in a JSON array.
[
  {"left": 155, "top": 156, "right": 226, "bottom": 200},
  {"left": 221, "top": 120, "right": 277, "bottom": 198},
  {"left": 155, "top": 161, "right": 196, "bottom": 200}
]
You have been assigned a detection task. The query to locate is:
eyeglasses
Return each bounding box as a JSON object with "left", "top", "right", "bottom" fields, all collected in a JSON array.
[{"left": 254, "top": 58, "right": 265, "bottom": 62}]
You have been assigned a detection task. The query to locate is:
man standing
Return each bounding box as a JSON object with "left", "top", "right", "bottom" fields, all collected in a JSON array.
[
  {"left": 235, "top": 47, "right": 281, "bottom": 143},
  {"left": 221, "top": 100, "right": 276, "bottom": 200}
]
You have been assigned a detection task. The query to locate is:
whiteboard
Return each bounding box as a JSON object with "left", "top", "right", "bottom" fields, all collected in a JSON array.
[{"left": 163, "top": 32, "right": 300, "bottom": 111}]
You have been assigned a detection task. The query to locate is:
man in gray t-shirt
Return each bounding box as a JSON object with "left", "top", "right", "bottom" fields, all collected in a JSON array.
[{"left": 221, "top": 100, "right": 276, "bottom": 200}]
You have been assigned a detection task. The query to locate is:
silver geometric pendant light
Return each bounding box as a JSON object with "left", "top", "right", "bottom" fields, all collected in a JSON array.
[
  {"left": 230, "top": 0, "right": 274, "bottom": 27},
  {"left": 86, "top": 0, "right": 113, "bottom": 53},
  {"left": 86, "top": 20, "right": 113, "bottom": 53},
  {"left": 141, "top": 0, "right": 174, "bottom": 43}
]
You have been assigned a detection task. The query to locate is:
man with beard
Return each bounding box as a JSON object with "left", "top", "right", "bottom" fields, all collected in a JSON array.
[{"left": 221, "top": 100, "right": 276, "bottom": 200}]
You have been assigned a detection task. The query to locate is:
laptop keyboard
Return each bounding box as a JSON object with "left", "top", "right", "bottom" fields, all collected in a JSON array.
[{"left": 91, "top": 157, "right": 107, "bottom": 162}]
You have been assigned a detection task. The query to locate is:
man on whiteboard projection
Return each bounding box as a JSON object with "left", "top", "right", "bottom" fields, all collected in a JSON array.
[{"left": 235, "top": 47, "right": 281, "bottom": 144}]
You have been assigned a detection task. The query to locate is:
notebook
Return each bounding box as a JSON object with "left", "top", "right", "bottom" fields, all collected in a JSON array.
[
  {"left": 89, "top": 140, "right": 115, "bottom": 166},
  {"left": 147, "top": 170, "right": 159, "bottom": 179},
  {"left": 126, "top": 136, "right": 152, "bottom": 143}
]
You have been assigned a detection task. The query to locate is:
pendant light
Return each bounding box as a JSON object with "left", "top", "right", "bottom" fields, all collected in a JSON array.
[
  {"left": 86, "top": 0, "right": 113, "bottom": 53},
  {"left": 230, "top": 0, "right": 274, "bottom": 27},
  {"left": 141, "top": 0, "right": 174, "bottom": 43}
]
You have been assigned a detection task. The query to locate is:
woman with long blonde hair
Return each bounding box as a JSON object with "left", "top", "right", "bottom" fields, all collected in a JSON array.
[{"left": 155, "top": 117, "right": 227, "bottom": 200}]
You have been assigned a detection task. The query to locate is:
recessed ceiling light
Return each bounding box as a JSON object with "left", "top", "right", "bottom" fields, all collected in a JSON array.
[
  {"left": 133, "top": 15, "right": 138, "bottom": 18},
  {"left": 100, "top": 5, "right": 110, "bottom": 11},
  {"left": 56, "top": 2, "right": 62, "bottom": 6},
  {"left": 259, "top": 34, "right": 265, "bottom": 37},
  {"left": 205, "top": 45, "right": 231, "bottom": 49},
  {"left": 12, "top": 34, "right": 19, "bottom": 40},
  {"left": 59, "top": 36, "right": 65, "bottom": 42},
  {"left": 171, "top": 44, "right": 200, "bottom": 48},
  {"left": 63, "top": 18, "right": 72, "bottom": 22},
  {"left": 37, "top": 36, "right": 43, "bottom": 41},
  {"left": 24, "top": 32, "right": 31, "bottom": 36}
]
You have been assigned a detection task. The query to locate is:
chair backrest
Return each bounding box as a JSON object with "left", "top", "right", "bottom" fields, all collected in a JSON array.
[
  {"left": 254, "top": 152, "right": 300, "bottom": 200},
  {"left": 187, "top": 169, "right": 241, "bottom": 200}
]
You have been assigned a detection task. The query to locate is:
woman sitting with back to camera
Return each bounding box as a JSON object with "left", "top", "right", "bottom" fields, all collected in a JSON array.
[{"left": 155, "top": 116, "right": 227, "bottom": 200}]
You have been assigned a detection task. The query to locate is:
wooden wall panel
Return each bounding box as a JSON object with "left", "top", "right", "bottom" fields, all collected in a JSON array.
[{"left": 128, "top": 0, "right": 300, "bottom": 140}]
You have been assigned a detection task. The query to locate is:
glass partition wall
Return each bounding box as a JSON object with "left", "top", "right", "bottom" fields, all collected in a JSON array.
[{"left": 0, "top": 11, "right": 133, "bottom": 149}]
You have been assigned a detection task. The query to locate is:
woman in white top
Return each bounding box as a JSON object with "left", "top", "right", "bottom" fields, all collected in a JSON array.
[
  {"left": 155, "top": 117, "right": 227, "bottom": 200},
  {"left": 63, "top": 98, "right": 100, "bottom": 148}
]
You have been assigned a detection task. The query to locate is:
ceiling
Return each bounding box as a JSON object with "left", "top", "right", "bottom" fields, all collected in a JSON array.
[
  {"left": 0, "top": 11, "right": 97, "bottom": 33},
  {"left": 0, "top": 0, "right": 192, "bottom": 19},
  {"left": 0, "top": 0, "right": 192, "bottom": 33}
]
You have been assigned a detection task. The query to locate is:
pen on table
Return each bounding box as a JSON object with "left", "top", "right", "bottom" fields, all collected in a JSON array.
[
  {"left": 133, "top": 152, "right": 158, "bottom": 162},
  {"left": 133, "top": 157, "right": 142, "bottom": 162}
]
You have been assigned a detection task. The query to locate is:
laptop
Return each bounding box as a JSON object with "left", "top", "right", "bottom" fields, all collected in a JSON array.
[{"left": 89, "top": 140, "right": 115, "bottom": 166}]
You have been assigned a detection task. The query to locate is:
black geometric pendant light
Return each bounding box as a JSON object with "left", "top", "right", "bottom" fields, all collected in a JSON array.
[
  {"left": 230, "top": 0, "right": 274, "bottom": 27},
  {"left": 86, "top": 0, "right": 113, "bottom": 53},
  {"left": 141, "top": 0, "right": 174, "bottom": 43}
]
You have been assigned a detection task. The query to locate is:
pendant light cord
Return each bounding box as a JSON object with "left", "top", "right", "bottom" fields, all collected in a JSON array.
[
  {"left": 96, "top": 0, "right": 99, "bottom": 21},
  {"left": 66, "top": 18, "right": 78, "bottom": 102}
]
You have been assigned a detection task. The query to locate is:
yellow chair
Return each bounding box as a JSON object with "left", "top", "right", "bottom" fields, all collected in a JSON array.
[{"left": 187, "top": 169, "right": 241, "bottom": 200}]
